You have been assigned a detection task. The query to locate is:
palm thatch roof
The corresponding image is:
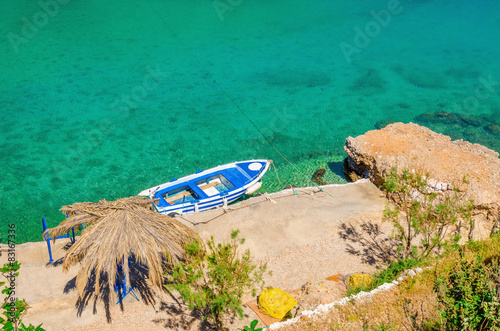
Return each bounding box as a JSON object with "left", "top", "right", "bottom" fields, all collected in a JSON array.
[{"left": 45, "top": 196, "right": 198, "bottom": 296}]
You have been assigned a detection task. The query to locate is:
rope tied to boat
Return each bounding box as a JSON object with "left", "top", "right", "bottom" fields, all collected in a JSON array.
[
  {"left": 263, "top": 193, "right": 277, "bottom": 204},
  {"left": 270, "top": 160, "right": 283, "bottom": 187},
  {"left": 210, "top": 80, "right": 308, "bottom": 178},
  {"left": 140, "top": 2, "right": 324, "bottom": 190},
  {"left": 319, "top": 187, "right": 343, "bottom": 199}
]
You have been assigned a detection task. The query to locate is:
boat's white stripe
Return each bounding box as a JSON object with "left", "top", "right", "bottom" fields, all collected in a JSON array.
[
  {"left": 154, "top": 175, "right": 264, "bottom": 213},
  {"left": 156, "top": 187, "right": 247, "bottom": 213},
  {"left": 157, "top": 193, "right": 242, "bottom": 213},
  {"left": 138, "top": 159, "right": 268, "bottom": 196}
]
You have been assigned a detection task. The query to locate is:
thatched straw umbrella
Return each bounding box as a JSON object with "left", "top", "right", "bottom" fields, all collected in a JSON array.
[{"left": 45, "top": 196, "right": 198, "bottom": 297}]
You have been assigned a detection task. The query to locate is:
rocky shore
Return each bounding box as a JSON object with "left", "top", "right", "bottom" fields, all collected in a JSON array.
[{"left": 344, "top": 122, "right": 500, "bottom": 239}]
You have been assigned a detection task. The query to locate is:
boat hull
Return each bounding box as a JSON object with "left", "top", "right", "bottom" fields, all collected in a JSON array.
[{"left": 139, "top": 160, "right": 270, "bottom": 215}]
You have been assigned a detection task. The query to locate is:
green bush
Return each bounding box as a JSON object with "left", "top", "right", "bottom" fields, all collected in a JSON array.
[
  {"left": 165, "top": 230, "right": 267, "bottom": 330},
  {"left": 1, "top": 261, "right": 45, "bottom": 331},
  {"left": 382, "top": 168, "right": 474, "bottom": 260},
  {"left": 376, "top": 258, "right": 420, "bottom": 282},
  {"left": 239, "top": 319, "right": 262, "bottom": 331},
  {"left": 434, "top": 255, "right": 500, "bottom": 330},
  {"left": 348, "top": 258, "right": 422, "bottom": 295}
]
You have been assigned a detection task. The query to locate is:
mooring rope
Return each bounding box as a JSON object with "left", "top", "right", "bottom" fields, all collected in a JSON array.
[
  {"left": 319, "top": 187, "right": 343, "bottom": 199},
  {"left": 188, "top": 187, "right": 341, "bottom": 225},
  {"left": 270, "top": 160, "right": 282, "bottom": 187},
  {"left": 142, "top": 0, "right": 306, "bottom": 176},
  {"left": 211, "top": 80, "right": 307, "bottom": 179}
]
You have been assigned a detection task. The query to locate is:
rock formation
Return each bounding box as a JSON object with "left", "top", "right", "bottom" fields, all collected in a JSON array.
[
  {"left": 412, "top": 110, "right": 500, "bottom": 157},
  {"left": 344, "top": 122, "right": 500, "bottom": 238},
  {"left": 312, "top": 168, "right": 326, "bottom": 185}
]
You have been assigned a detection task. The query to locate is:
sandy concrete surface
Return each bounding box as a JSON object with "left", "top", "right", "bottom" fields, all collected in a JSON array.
[
  {"left": 1, "top": 179, "right": 392, "bottom": 330},
  {"left": 187, "top": 179, "right": 387, "bottom": 261}
]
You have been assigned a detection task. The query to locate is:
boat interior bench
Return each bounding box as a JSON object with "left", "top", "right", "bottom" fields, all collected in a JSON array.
[
  {"left": 157, "top": 168, "right": 246, "bottom": 207},
  {"left": 163, "top": 182, "right": 219, "bottom": 204}
]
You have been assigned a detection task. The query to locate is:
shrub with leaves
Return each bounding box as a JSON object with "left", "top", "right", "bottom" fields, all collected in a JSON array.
[
  {"left": 434, "top": 254, "right": 500, "bottom": 330},
  {"left": 348, "top": 258, "right": 423, "bottom": 296},
  {"left": 1, "top": 261, "right": 45, "bottom": 331},
  {"left": 165, "top": 230, "right": 267, "bottom": 330},
  {"left": 239, "top": 319, "right": 262, "bottom": 331},
  {"left": 382, "top": 168, "right": 474, "bottom": 259}
]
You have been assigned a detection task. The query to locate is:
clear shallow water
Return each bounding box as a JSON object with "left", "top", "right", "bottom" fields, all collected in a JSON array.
[{"left": 1, "top": 0, "right": 499, "bottom": 243}]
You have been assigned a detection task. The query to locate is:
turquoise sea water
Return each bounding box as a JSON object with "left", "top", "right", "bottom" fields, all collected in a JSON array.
[{"left": 1, "top": 0, "right": 499, "bottom": 243}]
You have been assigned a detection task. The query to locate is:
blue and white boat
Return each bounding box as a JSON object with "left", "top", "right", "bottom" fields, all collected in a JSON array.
[{"left": 138, "top": 160, "right": 271, "bottom": 215}]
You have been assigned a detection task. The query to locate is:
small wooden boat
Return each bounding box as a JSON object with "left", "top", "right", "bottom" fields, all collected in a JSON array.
[{"left": 138, "top": 160, "right": 270, "bottom": 215}]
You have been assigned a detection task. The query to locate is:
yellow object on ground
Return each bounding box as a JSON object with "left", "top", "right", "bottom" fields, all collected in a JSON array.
[
  {"left": 346, "top": 273, "right": 374, "bottom": 289},
  {"left": 258, "top": 288, "right": 297, "bottom": 319}
]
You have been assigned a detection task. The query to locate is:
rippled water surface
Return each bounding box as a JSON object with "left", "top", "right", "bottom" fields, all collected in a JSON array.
[{"left": 1, "top": 0, "right": 499, "bottom": 242}]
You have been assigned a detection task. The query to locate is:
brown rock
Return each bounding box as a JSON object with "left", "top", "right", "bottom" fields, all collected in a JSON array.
[
  {"left": 344, "top": 122, "right": 500, "bottom": 238},
  {"left": 312, "top": 168, "right": 326, "bottom": 185},
  {"left": 343, "top": 158, "right": 363, "bottom": 182}
]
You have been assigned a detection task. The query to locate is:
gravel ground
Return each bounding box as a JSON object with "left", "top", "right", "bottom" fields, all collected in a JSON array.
[
  {"left": 61, "top": 218, "right": 393, "bottom": 331},
  {"left": 23, "top": 181, "right": 391, "bottom": 331},
  {"left": 261, "top": 235, "right": 377, "bottom": 292}
]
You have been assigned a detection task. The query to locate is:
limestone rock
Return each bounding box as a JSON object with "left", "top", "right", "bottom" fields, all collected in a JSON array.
[
  {"left": 258, "top": 288, "right": 297, "bottom": 319},
  {"left": 344, "top": 122, "right": 500, "bottom": 238}
]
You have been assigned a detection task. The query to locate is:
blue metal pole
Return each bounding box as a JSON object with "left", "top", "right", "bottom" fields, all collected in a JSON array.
[{"left": 42, "top": 217, "right": 54, "bottom": 262}]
